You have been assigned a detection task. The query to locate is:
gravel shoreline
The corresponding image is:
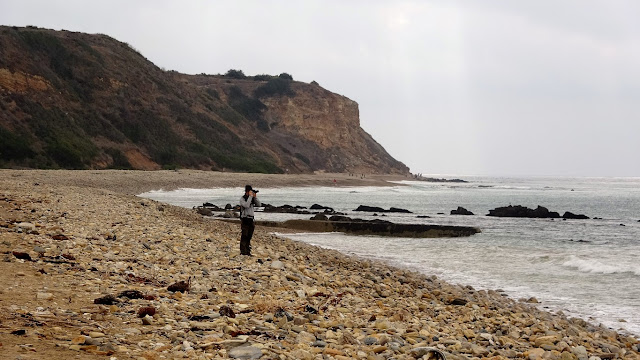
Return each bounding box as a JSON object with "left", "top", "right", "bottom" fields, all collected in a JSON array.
[
  {"left": 0, "top": 170, "right": 638, "bottom": 359},
  {"left": 0, "top": 169, "right": 410, "bottom": 195}
]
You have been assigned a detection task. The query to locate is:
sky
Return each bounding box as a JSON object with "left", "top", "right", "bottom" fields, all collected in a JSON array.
[{"left": 2, "top": 0, "right": 639, "bottom": 177}]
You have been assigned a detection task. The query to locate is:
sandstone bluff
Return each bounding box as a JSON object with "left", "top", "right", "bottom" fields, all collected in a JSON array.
[{"left": 0, "top": 26, "right": 408, "bottom": 174}]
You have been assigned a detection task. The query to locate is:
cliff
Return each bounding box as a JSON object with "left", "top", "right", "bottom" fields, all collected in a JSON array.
[{"left": 0, "top": 26, "right": 409, "bottom": 174}]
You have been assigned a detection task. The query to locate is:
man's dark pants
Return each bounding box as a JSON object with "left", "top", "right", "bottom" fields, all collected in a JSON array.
[{"left": 240, "top": 217, "right": 255, "bottom": 255}]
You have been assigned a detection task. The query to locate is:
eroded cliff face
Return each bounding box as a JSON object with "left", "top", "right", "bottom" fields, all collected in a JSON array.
[
  {"left": 262, "top": 85, "right": 360, "bottom": 149},
  {"left": 188, "top": 76, "right": 409, "bottom": 174},
  {"left": 0, "top": 69, "right": 52, "bottom": 93},
  {"left": 262, "top": 84, "right": 408, "bottom": 174},
  {"left": 0, "top": 26, "right": 408, "bottom": 174}
]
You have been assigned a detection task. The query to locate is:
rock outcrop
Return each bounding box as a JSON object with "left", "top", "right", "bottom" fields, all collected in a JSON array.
[
  {"left": 562, "top": 211, "right": 590, "bottom": 220},
  {"left": 487, "top": 205, "right": 560, "bottom": 218},
  {"left": 487, "top": 205, "right": 591, "bottom": 220},
  {"left": 354, "top": 205, "right": 412, "bottom": 213},
  {"left": 255, "top": 219, "right": 480, "bottom": 238},
  {"left": 451, "top": 207, "right": 474, "bottom": 215}
]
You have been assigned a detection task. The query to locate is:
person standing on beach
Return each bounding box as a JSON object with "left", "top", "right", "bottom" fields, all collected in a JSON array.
[{"left": 239, "top": 185, "right": 261, "bottom": 256}]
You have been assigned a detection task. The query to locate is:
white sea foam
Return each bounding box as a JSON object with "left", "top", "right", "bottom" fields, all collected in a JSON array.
[{"left": 562, "top": 255, "right": 640, "bottom": 276}]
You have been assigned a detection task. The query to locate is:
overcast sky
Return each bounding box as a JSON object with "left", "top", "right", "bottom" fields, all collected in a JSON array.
[{"left": 2, "top": 0, "right": 639, "bottom": 176}]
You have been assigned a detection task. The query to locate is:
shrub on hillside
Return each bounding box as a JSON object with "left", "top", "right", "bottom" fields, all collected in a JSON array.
[
  {"left": 253, "top": 74, "right": 274, "bottom": 81},
  {"left": 0, "top": 126, "right": 34, "bottom": 161},
  {"left": 225, "top": 69, "right": 246, "bottom": 79},
  {"left": 295, "top": 152, "right": 311, "bottom": 165},
  {"left": 206, "top": 88, "right": 220, "bottom": 99},
  {"left": 278, "top": 73, "right": 293, "bottom": 80},
  {"left": 227, "top": 86, "right": 267, "bottom": 125},
  {"left": 104, "top": 148, "right": 132, "bottom": 169},
  {"left": 253, "top": 77, "right": 295, "bottom": 98},
  {"left": 17, "top": 30, "right": 74, "bottom": 80},
  {"left": 46, "top": 137, "right": 92, "bottom": 169}
]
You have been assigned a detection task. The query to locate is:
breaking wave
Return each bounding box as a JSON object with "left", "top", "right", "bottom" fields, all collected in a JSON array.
[{"left": 562, "top": 256, "right": 640, "bottom": 276}]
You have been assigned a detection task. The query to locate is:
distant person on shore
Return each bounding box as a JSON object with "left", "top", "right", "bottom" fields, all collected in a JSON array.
[{"left": 239, "top": 185, "right": 261, "bottom": 256}]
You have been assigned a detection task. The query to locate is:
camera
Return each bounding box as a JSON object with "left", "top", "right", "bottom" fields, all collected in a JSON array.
[{"left": 252, "top": 189, "right": 259, "bottom": 194}]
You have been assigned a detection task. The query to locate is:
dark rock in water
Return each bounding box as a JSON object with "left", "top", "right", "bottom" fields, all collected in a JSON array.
[
  {"left": 196, "top": 207, "right": 213, "bottom": 216},
  {"left": 12, "top": 251, "right": 32, "bottom": 261},
  {"left": 562, "top": 211, "right": 590, "bottom": 219},
  {"left": 417, "top": 176, "right": 468, "bottom": 183},
  {"left": 263, "top": 204, "right": 311, "bottom": 214},
  {"left": 354, "top": 205, "right": 412, "bottom": 213},
  {"left": 416, "top": 215, "right": 431, "bottom": 218},
  {"left": 620, "top": 224, "right": 626, "bottom": 226},
  {"left": 530, "top": 205, "right": 561, "bottom": 218},
  {"left": 487, "top": 205, "right": 560, "bottom": 218},
  {"left": 354, "top": 205, "right": 385, "bottom": 212},
  {"left": 221, "top": 210, "right": 238, "bottom": 218},
  {"left": 369, "top": 219, "right": 393, "bottom": 224},
  {"left": 329, "top": 215, "right": 352, "bottom": 222},
  {"left": 310, "top": 204, "right": 332, "bottom": 211},
  {"left": 310, "top": 213, "right": 328, "bottom": 221},
  {"left": 201, "top": 203, "right": 223, "bottom": 211},
  {"left": 118, "top": 290, "right": 144, "bottom": 299},
  {"left": 225, "top": 203, "right": 233, "bottom": 210},
  {"left": 219, "top": 305, "right": 236, "bottom": 318},
  {"left": 94, "top": 295, "right": 118, "bottom": 305},
  {"left": 167, "top": 280, "right": 190, "bottom": 293},
  {"left": 254, "top": 219, "right": 479, "bottom": 238},
  {"left": 451, "top": 206, "right": 474, "bottom": 215},
  {"left": 437, "top": 212, "right": 445, "bottom": 215}
]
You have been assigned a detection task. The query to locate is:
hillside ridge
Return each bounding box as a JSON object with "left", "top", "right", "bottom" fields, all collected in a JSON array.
[{"left": 0, "top": 26, "right": 409, "bottom": 174}]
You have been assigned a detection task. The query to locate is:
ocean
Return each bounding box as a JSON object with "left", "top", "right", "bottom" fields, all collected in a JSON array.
[{"left": 139, "top": 176, "right": 640, "bottom": 336}]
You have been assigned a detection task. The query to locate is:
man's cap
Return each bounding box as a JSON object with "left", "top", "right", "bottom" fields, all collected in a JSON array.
[{"left": 245, "top": 185, "right": 253, "bottom": 192}]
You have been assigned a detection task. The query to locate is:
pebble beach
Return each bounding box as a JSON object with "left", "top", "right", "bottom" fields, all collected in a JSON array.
[{"left": 0, "top": 170, "right": 638, "bottom": 360}]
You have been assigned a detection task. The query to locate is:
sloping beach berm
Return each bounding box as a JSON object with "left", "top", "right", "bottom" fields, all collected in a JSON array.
[{"left": 0, "top": 170, "right": 638, "bottom": 359}]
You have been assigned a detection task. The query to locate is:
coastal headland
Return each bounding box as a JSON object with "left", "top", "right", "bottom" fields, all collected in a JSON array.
[{"left": 0, "top": 170, "right": 638, "bottom": 359}]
